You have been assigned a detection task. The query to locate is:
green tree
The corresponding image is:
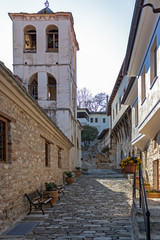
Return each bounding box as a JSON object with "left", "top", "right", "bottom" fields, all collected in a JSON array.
[{"left": 81, "top": 125, "right": 98, "bottom": 144}]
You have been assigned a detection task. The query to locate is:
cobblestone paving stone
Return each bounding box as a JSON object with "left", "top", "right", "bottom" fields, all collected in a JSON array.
[{"left": 1, "top": 169, "right": 134, "bottom": 240}]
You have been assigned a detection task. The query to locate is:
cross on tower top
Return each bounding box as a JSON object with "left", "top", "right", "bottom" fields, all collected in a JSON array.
[{"left": 44, "top": 0, "right": 49, "bottom": 8}]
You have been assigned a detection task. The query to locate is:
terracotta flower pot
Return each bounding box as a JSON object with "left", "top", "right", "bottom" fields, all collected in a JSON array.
[
  {"left": 74, "top": 170, "right": 82, "bottom": 177},
  {"left": 65, "top": 177, "right": 74, "bottom": 185},
  {"left": 124, "top": 163, "right": 137, "bottom": 174},
  {"left": 44, "top": 190, "right": 58, "bottom": 205}
]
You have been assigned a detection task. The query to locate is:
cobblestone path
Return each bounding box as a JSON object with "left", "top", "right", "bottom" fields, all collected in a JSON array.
[{"left": 1, "top": 169, "right": 134, "bottom": 240}]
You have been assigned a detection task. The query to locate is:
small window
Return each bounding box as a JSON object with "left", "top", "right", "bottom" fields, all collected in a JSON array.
[
  {"left": 58, "top": 148, "right": 62, "bottom": 168},
  {"left": 116, "top": 104, "right": 118, "bottom": 115},
  {"left": 24, "top": 25, "right": 36, "bottom": 52},
  {"left": 113, "top": 109, "right": 115, "bottom": 120},
  {"left": 150, "top": 38, "right": 157, "bottom": 85},
  {"left": 135, "top": 103, "right": 138, "bottom": 126},
  {"left": 46, "top": 25, "right": 58, "bottom": 52},
  {"left": 0, "top": 118, "right": 7, "bottom": 163},
  {"left": 141, "top": 67, "right": 146, "bottom": 102},
  {"left": 90, "top": 118, "right": 93, "bottom": 123},
  {"left": 45, "top": 141, "right": 50, "bottom": 167},
  {"left": 119, "top": 96, "right": 121, "bottom": 110},
  {"left": 103, "top": 118, "right": 106, "bottom": 123},
  {"left": 95, "top": 118, "right": 98, "bottom": 123}
]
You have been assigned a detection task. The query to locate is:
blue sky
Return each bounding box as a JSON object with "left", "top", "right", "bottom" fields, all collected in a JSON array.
[{"left": 0, "top": 0, "right": 135, "bottom": 95}]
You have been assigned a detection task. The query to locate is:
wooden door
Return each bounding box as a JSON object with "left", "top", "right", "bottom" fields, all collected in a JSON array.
[{"left": 153, "top": 160, "right": 159, "bottom": 190}]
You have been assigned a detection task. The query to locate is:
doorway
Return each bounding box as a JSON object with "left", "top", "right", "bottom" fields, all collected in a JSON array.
[{"left": 153, "top": 160, "right": 159, "bottom": 189}]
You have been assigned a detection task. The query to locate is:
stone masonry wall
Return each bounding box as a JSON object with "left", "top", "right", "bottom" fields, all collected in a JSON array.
[
  {"left": 142, "top": 132, "right": 160, "bottom": 188},
  {"left": 0, "top": 65, "right": 72, "bottom": 233}
]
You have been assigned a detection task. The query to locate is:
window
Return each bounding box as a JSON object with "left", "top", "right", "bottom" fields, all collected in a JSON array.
[
  {"left": 95, "top": 118, "right": 98, "bottom": 123},
  {"left": 103, "top": 118, "right": 106, "bottom": 123},
  {"left": 46, "top": 25, "right": 58, "bottom": 52},
  {"left": 135, "top": 102, "right": 138, "bottom": 126},
  {"left": 28, "top": 74, "right": 38, "bottom": 100},
  {"left": 90, "top": 118, "right": 93, "bottom": 123},
  {"left": 24, "top": 25, "right": 36, "bottom": 52},
  {"left": 141, "top": 67, "right": 146, "bottom": 102},
  {"left": 116, "top": 104, "right": 118, "bottom": 115},
  {"left": 58, "top": 148, "right": 62, "bottom": 168},
  {"left": 0, "top": 118, "right": 7, "bottom": 163},
  {"left": 45, "top": 141, "right": 50, "bottom": 167},
  {"left": 119, "top": 96, "right": 121, "bottom": 110},
  {"left": 113, "top": 109, "right": 115, "bottom": 120},
  {"left": 150, "top": 38, "right": 157, "bottom": 85},
  {"left": 48, "top": 74, "right": 56, "bottom": 100}
]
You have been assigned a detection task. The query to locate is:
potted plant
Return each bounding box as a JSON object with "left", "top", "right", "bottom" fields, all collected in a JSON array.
[
  {"left": 64, "top": 171, "right": 74, "bottom": 185},
  {"left": 74, "top": 167, "right": 82, "bottom": 177},
  {"left": 44, "top": 182, "right": 58, "bottom": 204},
  {"left": 120, "top": 157, "right": 142, "bottom": 174},
  {"left": 145, "top": 189, "right": 160, "bottom": 198}
]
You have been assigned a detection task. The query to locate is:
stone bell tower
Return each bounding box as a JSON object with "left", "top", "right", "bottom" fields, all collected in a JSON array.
[{"left": 9, "top": 1, "right": 81, "bottom": 169}]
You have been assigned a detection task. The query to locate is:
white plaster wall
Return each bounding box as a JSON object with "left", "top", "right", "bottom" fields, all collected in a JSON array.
[
  {"left": 89, "top": 114, "right": 109, "bottom": 134},
  {"left": 11, "top": 12, "right": 79, "bottom": 171},
  {"left": 38, "top": 72, "right": 47, "bottom": 100},
  {"left": 138, "top": 68, "right": 160, "bottom": 131},
  {"left": 56, "top": 110, "right": 71, "bottom": 139}
]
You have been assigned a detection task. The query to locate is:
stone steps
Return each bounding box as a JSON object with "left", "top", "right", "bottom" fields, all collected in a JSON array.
[{"left": 134, "top": 199, "right": 160, "bottom": 239}]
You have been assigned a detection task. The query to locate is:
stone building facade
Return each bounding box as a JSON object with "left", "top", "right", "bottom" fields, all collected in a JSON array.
[
  {"left": 107, "top": 64, "right": 137, "bottom": 168},
  {"left": 9, "top": 4, "right": 80, "bottom": 169},
  {"left": 0, "top": 62, "right": 73, "bottom": 233}
]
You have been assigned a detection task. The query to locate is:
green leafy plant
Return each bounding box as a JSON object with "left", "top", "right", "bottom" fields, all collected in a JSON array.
[
  {"left": 45, "top": 182, "right": 57, "bottom": 191},
  {"left": 145, "top": 189, "right": 160, "bottom": 193},
  {"left": 64, "top": 171, "right": 73, "bottom": 177},
  {"left": 75, "top": 167, "right": 81, "bottom": 170}
]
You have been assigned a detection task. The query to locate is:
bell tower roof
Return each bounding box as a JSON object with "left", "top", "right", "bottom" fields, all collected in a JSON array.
[{"left": 38, "top": 1, "right": 54, "bottom": 14}]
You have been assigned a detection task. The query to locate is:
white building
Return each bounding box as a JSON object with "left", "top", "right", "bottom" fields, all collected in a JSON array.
[
  {"left": 122, "top": 0, "right": 160, "bottom": 188},
  {"left": 77, "top": 108, "right": 109, "bottom": 134},
  {"left": 9, "top": 2, "right": 81, "bottom": 168}
]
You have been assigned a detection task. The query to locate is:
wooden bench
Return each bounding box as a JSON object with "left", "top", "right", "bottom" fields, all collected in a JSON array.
[
  {"left": 25, "top": 190, "right": 53, "bottom": 215},
  {"left": 56, "top": 185, "right": 65, "bottom": 200}
]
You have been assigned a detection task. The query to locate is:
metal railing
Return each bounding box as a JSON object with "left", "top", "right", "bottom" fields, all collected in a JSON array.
[{"left": 133, "top": 164, "right": 151, "bottom": 240}]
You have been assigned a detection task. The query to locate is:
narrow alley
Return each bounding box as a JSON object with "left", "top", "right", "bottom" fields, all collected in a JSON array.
[{"left": 1, "top": 169, "right": 134, "bottom": 240}]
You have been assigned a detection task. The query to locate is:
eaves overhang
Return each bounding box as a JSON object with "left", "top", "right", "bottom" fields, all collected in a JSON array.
[
  {"left": 121, "top": 77, "right": 136, "bottom": 105},
  {"left": 132, "top": 134, "right": 149, "bottom": 151},
  {"left": 107, "top": 61, "right": 124, "bottom": 116},
  {"left": 123, "top": 0, "right": 145, "bottom": 75}
]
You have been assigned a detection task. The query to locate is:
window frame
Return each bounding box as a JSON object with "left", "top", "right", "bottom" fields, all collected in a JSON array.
[
  {"left": 0, "top": 117, "right": 8, "bottom": 163},
  {"left": 24, "top": 26, "right": 37, "bottom": 53},
  {"left": 45, "top": 141, "right": 50, "bottom": 167},
  {"left": 95, "top": 118, "right": 98, "bottom": 123},
  {"left": 58, "top": 147, "right": 62, "bottom": 168},
  {"left": 141, "top": 66, "right": 146, "bottom": 103},
  {"left": 135, "top": 102, "right": 138, "bottom": 126},
  {"left": 150, "top": 38, "right": 157, "bottom": 85},
  {"left": 46, "top": 26, "right": 59, "bottom": 53}
]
